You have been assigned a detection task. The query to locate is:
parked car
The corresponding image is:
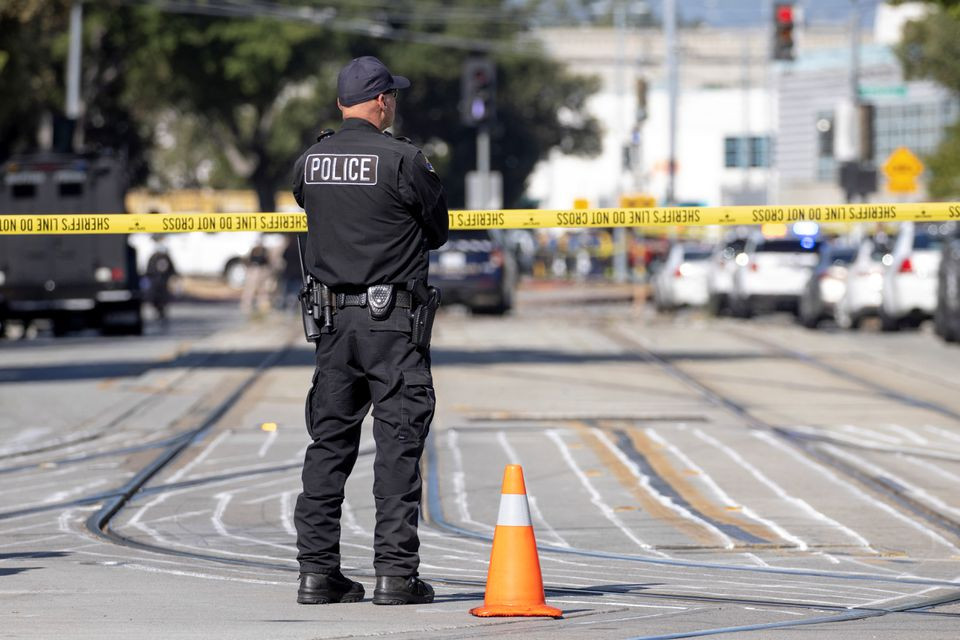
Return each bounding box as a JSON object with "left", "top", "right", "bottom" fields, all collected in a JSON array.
[
  {"left": 128, "top": 232, "right": 286, "bottom": 288},
  {"left": 879, "top": 222, "right": 945, "bottom": 331},
  {"left": 429, "top": 229, "right": 517, "bottom": 314},
  {"left": 652, "top": 243, "right": 712, "bottom": 311},
  {"left": 834, "top": 235, "right": 892, "bottom": 330},
  {"left": 798, "top": 243, "right": 857, "bottom": 328},
  {"left": 934, "top": 223, "right": 960, "bottom": 343},
  {"left": 706, "top": 236, "right": 747, "bottom": 315},
  {"left": 730, "top": 234, "right": 821, "bottom": 317}
]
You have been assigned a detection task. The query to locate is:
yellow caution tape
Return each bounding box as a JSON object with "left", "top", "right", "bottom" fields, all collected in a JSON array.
[{"left": 1, "top": 202, "right": 958, "bottom": 235}]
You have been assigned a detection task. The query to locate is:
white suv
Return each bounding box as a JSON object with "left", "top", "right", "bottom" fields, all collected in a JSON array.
[
  {"left": 652, "top": 243, "right": 712, "bottom": 311},
  {"left": 880, "top": 222, "right": 945, "bottom": 331},
  {"left": 730, "top": 235, "right": 821, "bottom": 317}
]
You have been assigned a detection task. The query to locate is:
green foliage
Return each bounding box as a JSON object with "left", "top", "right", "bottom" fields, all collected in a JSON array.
[
  {"left": 0, "top": 2, "right": 70, "bottom": 160},
  {"left": 926, "top": 122, "right": 960, "bottom": 199},
  {"left": 895, "top": 7, "right": 960, "bottom": 93},
  {"left": 894, "top": 3, "right": 960, "bottom": 200},
  {"left": 0, "top": 1, "right": 601, "bottom": 211}
]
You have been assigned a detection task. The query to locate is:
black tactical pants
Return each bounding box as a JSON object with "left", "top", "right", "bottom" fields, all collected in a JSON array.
[{"left": 294, "top": 305, "right": 435, "bottom": 577}]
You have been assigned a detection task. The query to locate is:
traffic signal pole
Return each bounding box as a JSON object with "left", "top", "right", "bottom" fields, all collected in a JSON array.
[
  {"left": 664, "top": 0, "right": 678, "bottom": 206},
  {"left": 476, "top": 126, "right": 491, "bottom": 208},
  {"left": 64, "top": 0, "right": 83, "bottom": 152}
]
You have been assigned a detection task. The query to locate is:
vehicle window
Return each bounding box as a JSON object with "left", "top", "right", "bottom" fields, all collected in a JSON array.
[
  {"left": 756, "top": 239, "right": 819, "bottom": 253},
  {"left": 683, "top": 250, "right": 712, "bottom": 261},
  {"left": 826, "top": 248, "right": 856, "bottom": 264},
  {"left": 913, "top": 234, "right": 943, "bottom": 251}
]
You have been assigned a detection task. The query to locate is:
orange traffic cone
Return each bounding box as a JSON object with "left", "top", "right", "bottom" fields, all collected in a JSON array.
[{"left": 469, "top": 464, "right": 563, "bottom": 618}]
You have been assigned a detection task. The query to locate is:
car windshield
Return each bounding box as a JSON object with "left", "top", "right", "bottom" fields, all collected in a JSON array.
[
  {"left": 756, "top": 239, "right": 819, "bottom": 253},
  {"left": 913, "top": 234, "right": 943, "bottom": 251},
  {"left": 823, "top": 248, "right": 856, "bottom": 265},
  {"left": 683, "top": 250, "right": 712, "bottom": 261}
]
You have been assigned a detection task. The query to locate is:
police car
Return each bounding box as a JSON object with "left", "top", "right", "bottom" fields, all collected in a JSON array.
[
  {"left": 730, "top": 225, "right": 821, "bottom": 318},
  {"left": 429, "top": 229, "right": 517, "bottom": 314}
]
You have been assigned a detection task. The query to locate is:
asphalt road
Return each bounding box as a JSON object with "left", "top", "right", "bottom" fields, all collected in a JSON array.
[{"left": 2, "top": 296, "right": 959, "bottom": 639}]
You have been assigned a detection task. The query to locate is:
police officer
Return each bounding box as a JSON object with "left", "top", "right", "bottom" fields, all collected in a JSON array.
[{"left": 291, "top": 56, "right": 448, "bottom": 606}]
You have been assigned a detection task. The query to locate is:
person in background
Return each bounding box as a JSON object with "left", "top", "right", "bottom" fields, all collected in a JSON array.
[
  {"left": 240, "top": 236, "right": 272, "bottom": 316},
  {"left": 145, "top": 235, "right": 177, "bottom": 327}
]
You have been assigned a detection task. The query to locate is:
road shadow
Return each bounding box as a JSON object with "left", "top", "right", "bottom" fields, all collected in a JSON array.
[
  {"left": 0, "top": 344, "right": 781, "bottom": 384},
  {"left": 0, "top": 551, "right": 70, "bottom": 560},
  {"left": 0, "top": 567, "right": 42, "bottom": 577}
]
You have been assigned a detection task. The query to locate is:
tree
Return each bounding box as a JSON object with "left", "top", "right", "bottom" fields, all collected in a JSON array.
[
  {"left": 1, "top": 2, "right": 157, "bottom": 184},
  {"left": 1, "top": 1, "right": 601, "bottom": 211},
  {"left": 894, "top": 1, "right": 960, "bottom": 198}
]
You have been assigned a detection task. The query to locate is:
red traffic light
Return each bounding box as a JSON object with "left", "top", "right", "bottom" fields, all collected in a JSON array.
[{"left": 776, "top": 4, "right": 794, "bottom": 24}]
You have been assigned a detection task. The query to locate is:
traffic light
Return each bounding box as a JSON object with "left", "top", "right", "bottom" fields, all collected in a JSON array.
[
  {"left": 461, "top": 58, "right": 496, "bottom": 126},
  {"left": 772, "top": 3, "right": 795, "bottom": 61}
]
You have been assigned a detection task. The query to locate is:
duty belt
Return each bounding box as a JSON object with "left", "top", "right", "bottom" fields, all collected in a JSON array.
[{"left": 335, "top": 289, "right": 412, "bottom": 309}]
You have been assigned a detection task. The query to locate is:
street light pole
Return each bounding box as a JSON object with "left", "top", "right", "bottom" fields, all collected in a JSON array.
[
  {"left": 664, "top": 0, "right": 678, "bottom": 205},
  {"left": 64, "top": 1, "right": 84, "bottom": 152}
]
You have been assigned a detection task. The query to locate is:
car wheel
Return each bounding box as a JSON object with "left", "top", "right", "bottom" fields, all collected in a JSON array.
[
  {"left": 707, "top": 293, "right": 725, "bottom": 317},
  {"left": 879, "top": 308, "right": 900, "bottom": 332},
  {"left": 800, "top": 311, "right": 819, "bottom": 329}
]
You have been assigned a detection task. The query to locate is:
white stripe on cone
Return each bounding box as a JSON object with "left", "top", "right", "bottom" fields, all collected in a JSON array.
[{"left": 496, "top": 493, "right": 531, "bottom": 527}]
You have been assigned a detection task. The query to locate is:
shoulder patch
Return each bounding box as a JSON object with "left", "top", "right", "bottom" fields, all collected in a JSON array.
[{"left": 316, "top": 128, "right": 336, "bottom": 142}]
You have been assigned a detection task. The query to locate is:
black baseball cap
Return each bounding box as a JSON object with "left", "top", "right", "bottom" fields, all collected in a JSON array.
[{"left": 337, "top": 56, "right": 410, "bottom": 107}]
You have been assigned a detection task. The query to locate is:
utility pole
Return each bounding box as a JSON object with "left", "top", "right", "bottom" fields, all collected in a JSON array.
[
  {"left": 850, "top": 0, "right": 861, "bottom": 115},
  {"left": 476, "top": 127, "right": 490, "bottom": 208},
  {"left": 741, "top": 39, "right": 751, "bottom": 200},
  {"left": 664, "top": 0, "right": 678, "bottom": 206},
  {"left": 613, "top": 1, "right": 628, "bottom": 283},
  {"left": 64, "top": 0, "right": 84, "bottom": 151}
]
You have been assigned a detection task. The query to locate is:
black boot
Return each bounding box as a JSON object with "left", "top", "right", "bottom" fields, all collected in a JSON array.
[
  {"left": 297, "top": 570, "right": 365, "bottom": 604},
  {"left": 372, "top": 576, "right": 435, "bottom": 605}
]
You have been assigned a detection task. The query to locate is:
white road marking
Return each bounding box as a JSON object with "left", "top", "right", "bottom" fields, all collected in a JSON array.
[
  {"left": 692, "top": 427, "right": 875, "bottom": 552},
  {"left": 593, "top": 427, "right": 734, "bottom": 549},
  {"left": 887, "top": 424, "right": 928, "bottom": 445},
  {"left": 495, "top": 430, "right": 570, "bottom": 547},
  {"left": 120, "top": 562, "right": 289, "bottom": 586},
  {"left": 212, "top": 492, "right": 296, "bottom": 551},
  {"left": 127, "top": 430, "right": 231, "bottom": 529},
  {"left": 647, "top": 427, "right": 808, "bottom": 550},
  {"left": 756, "top": 432, "right": 960, "bottom": 556},
  {"left": 446, "top": 430, "right": 494, "bottom": 532},
  {"left": 742, "top": 606, "right": 803, "bottom": 616},
  {"left": 924, "top": 424, "right": 960, "bottom": 444},
  {"left": 823, "top": 445, "right": 960, "bottom": 531},
  {"left": 573, "top": 609, "right": 705, "bottom": 626},
  {"left": 840, "top": 424, "right": 902, "bottom": 445},
  {"left": 560, "top": 599, "right": 688, "bottom": 610},
  {"left": 0, "top": 533, "right": 69, "bottom": 549},
  {"left": 900, "top": 454, "right": 960, "bottom": 485},
  {"left": 546, "top": 429, "right": 666, "bottom": 556}
]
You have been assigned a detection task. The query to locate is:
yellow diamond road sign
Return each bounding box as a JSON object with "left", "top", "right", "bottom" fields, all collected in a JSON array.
[{"left": 883, "top": 146, "right": 924, "bottom": 193}]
